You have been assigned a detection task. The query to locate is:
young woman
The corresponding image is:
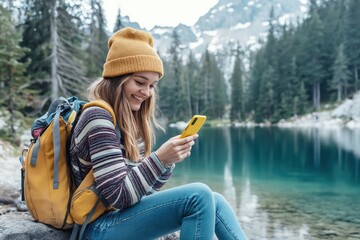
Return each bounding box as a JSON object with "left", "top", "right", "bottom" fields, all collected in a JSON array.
[{"left": 70, "top": 27, "right": 248, "bottom": 240}]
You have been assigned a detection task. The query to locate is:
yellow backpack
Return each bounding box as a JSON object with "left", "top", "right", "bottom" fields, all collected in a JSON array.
[{"left": 20, "top": 97, "right": 116, "bottom": 239}]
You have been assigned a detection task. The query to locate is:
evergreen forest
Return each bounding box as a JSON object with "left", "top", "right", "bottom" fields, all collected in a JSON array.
[{"left": 0, "top": 0, "right": 360, "bottom": 142}]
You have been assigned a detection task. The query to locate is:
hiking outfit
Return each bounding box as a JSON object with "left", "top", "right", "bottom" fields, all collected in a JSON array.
[{"left": 70, "top": 106, "right": 248, "bottom": 240}]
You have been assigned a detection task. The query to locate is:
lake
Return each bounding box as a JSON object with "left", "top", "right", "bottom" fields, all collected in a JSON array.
[{"left": 156, "top": 127, "right": 360, "bottom": 240}]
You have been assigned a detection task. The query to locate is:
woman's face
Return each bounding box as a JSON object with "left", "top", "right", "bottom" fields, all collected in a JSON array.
[{"left": 123, "top": 72, "right": 159, "bottom": 111}]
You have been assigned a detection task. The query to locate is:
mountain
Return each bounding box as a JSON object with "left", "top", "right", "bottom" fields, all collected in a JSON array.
[{"left": 120, "top": 0, "right": 308, "bottom": 58}]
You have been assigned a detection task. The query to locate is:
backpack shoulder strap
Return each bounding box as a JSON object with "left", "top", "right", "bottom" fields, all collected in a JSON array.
[{"left": 82, "top": 100, "right": 117, "bottom": 127}]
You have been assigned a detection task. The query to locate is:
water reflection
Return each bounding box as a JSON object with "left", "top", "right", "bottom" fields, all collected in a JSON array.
[{"left": 156, "top": 127, "right": 360, "bottom": 239}]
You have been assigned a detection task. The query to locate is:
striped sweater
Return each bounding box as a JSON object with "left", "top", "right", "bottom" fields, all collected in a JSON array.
[{"left": 69, "top": 106, "right": 174, "bottom": 210}]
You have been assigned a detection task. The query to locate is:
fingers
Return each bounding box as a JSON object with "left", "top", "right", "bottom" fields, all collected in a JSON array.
[
  {"left": 176, "top": 134, "right": 199, "bottom": 144},
  {"left": 175, "top": 149, "right": 192, "bottom": 162}
]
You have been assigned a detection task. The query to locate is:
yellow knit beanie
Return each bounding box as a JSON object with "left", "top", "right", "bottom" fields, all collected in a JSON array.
[{"left": 102, "top": 27, "right": 163, "bottom": 78}]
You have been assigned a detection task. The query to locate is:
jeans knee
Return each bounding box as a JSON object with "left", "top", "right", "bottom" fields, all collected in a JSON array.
[
  {"left": 186, "top": 182, "right": 214, "bottom": 205},
  {"left": 213, "top": 192, "right": 226, "bottom": 203}
]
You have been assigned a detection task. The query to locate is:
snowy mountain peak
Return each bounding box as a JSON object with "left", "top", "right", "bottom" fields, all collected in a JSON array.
[{"left": 121, "top": 0, "right": 308, "bottom": 56}]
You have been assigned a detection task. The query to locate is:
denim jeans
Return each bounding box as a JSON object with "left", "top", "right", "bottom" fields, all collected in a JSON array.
[{"left": 84, "top": 183, "right": 248, "bottom": 240}]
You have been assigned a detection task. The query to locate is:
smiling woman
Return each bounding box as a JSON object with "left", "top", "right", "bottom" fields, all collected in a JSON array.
[
  {"left": 103, "top": 0, "right": 218, "bottom": 30},
  {"left": 68, "top": 27, "right": 249, "bottom": 239}
]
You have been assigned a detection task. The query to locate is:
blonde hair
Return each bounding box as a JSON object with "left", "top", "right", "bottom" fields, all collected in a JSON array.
[{"left": 87, "top": 75, "right": 161, "bottom": 161}]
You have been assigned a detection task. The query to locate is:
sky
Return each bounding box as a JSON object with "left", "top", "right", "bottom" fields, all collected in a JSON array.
[{"left": 103, "top": 0, "right": 219, "bottom": 31}]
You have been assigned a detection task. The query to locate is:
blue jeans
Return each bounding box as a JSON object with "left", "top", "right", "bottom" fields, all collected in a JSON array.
[{"left": 84, "top": 183, "right": 248, "bottom": 240}]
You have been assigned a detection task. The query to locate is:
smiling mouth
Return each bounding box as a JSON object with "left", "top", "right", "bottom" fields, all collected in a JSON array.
[{"left": 133, "top": 95, "right": 144, "bottom": 102}]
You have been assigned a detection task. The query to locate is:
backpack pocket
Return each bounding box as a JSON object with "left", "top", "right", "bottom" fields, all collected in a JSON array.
[{"left": 70, "top": 169, "right": 112, "bottom": 225}]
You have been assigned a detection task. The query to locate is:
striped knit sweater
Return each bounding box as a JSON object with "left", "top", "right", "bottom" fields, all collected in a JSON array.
[{"left": 69, "top": 106, "right": 174, "bottom": 210}]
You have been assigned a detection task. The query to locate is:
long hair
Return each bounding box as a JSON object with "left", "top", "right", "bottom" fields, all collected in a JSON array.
[{"left": 87, "top": 75, "right": 162, "bottom": 161}]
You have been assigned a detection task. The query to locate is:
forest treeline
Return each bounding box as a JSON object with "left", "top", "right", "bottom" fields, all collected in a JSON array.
[{"left": 0, "top": 0, "right": 359, "bottom": 141}]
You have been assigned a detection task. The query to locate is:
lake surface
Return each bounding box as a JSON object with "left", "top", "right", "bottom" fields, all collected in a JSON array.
[{"left": 156, "top": 127, "right": 360, "bottom": 240}]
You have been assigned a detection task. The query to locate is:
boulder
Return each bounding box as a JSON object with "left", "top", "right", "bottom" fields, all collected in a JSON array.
[
  {"left": 0, "top": 211, "right": 179, "bottom": 240},
  {"left": 0, "top": 212, "right": 71, "bottom": 240}
]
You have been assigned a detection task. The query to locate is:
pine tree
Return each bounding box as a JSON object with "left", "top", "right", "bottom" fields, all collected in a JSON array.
[
  {"left": 230, "top": 46, "right": 244, "bottom": 122},
  {"left": 0, "top": 5, "right": 30, "bottom": 139},
  {"left": 330, "top": 44, "right": 351, "bottom": 101},
  {"left": 200, "top": 50, "right": 212, "bottom": 116},
  {"left": 344, "top": 0, "right": 360, "bottom": 92},
  {"left": 51, "top": 0, "right": 88, "bottom": 100},
  {"left": 257, "top": 66, "right": 276, "bottom": 122},
  {"left": 186, "top": 52, "right": 204, "bottom": 116},
  {"left": 85, "top": 0, "right": 109, "bottom": 78},
  {"left": 248, "top": 46, "right": 266, "bottom": 122},
  {"left": 170, "top": 29, "right": 187, "bottom": 120},
  {"left": 21, "top": 0, "right": 52, "bottom": 98},
  {"left": 158, "top": 30, "right": 186, "bottom": 121},
  {"left": 317, "top": 0, "right": 345, "bottom": 102},
  {"left": 21, "top": 0, "right": 88, "bottom": 103},
  {"left": 210, "top": 55, "right": 227, "bottom": 119},
  {"left": 253, "top": 6, "right": 279, "bottom": 122},
  {"left": 304, "top": 0, "right": 325, "bottom": 110},
  {"left": 276, "top": 24, "right": 295, "bottom": 120},
  {"left": 113, "top": 8, "right": 125, "bottom": 32},
  {"left": 158, "top": 56, "right": 175, "bottom": 119},
  {"left": 289, "top": 56, "right": 301, "bottom": 116}
]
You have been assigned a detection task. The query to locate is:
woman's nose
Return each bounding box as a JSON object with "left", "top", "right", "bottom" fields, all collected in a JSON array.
[{"left": 140, "top": 86, "right": 151, "bottom": 96}]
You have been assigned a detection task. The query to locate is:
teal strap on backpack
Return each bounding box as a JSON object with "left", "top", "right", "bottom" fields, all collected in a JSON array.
[
  {"left": 53, "top": 110, "right": 61, "bottom": 189},
  {"left": 30, "top": 139, "right": 40, "bottom": 166}
]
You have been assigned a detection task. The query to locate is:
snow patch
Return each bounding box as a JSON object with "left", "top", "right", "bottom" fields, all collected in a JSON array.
[
  {"left": 300, "top": 6, "right": 307, "bottom": 13},
  {"left": 189, "top": 38, "right": 204, "bottom": 50},
  {"left": 211, "top": 9, "right": 218, "bottom": 14},
  {"left": 278, "top": 14, "right": 293, "bottom": 25},
  {"left": 218, "top": 5, "right": 226, "bottom": 11},
  {"left": 153, "top": 28, "right": 170, "bottom": 35},
  {"left": 226, "top": 2, "right": 234, "bottom": 8},
  {"left": 231, "top": 22, "right": 251, "bottom": 30},
  {"left": 203, "top": 30, "right": 218, "bottom": 37}
]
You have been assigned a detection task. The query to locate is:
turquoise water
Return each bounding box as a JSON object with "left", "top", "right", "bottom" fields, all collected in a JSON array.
[{"left": 156, "top": 127, "right": 360, "bottom": 240}]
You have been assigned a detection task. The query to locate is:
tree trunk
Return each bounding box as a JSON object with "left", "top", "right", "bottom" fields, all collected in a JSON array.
[
  {"left": 7, "top": 66, "right": 15, "bottom": 133},
  {"left": 355, "top": 64, "right": 359, "bottom": 92},
  {"left": 186, "top": 77, "right": 192, "bottom": 117},
  {"left": 312, "top": 82, "right": 320, "bottom": 110},
  {"left": 312, "top": 84, "right": 316, "bottom": 109},
  {"left": 317, "top": 82, "right": 320, "bottom": 110},
  {"left": 51, "top": 0, "right": 58, "bottom": 101}
]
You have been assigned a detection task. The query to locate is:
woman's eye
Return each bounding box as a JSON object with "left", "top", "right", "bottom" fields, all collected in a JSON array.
[{"left": 135, "top": 81, "right": 143, "bottom": 85}]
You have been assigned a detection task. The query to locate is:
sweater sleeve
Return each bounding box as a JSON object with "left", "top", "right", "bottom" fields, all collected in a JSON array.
[{"left": 73, "top": 107, "right": 174, "bottom": 210}]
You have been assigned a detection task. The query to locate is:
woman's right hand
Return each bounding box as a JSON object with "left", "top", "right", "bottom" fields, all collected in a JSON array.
[{"left": 155, "top": 134, "right": 198, "bottom": 166}]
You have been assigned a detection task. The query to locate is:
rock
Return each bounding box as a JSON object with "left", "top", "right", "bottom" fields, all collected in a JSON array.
[
  {"left": 159, "top": 232, "right": 180, "bottom": 240},
  {"left": 0, "top": 211, "right": 179, "bottom": 240},
  {"left": 0, "top": 212, "right": 71, "bottom": 240},
  {"left": 319, "top": 230, "right": 338, "bottom": 237}
]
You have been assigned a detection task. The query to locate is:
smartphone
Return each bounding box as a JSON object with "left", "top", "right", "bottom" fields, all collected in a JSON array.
[{"left": 180, "top": 115, "right": 207, "bottom": 138}]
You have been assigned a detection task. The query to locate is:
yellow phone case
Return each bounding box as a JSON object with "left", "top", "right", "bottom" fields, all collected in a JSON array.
[{"left": 180, "top": 115, "right": 207, "bottom": 138}]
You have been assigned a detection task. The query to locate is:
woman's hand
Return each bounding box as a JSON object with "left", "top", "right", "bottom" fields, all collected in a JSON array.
[{"left": 155, "top": 134, "right": 199, "bottom": 165}]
